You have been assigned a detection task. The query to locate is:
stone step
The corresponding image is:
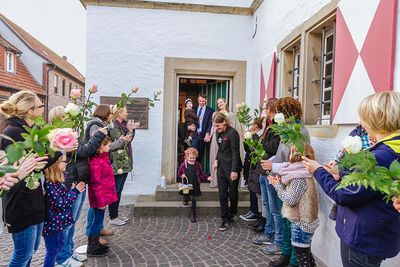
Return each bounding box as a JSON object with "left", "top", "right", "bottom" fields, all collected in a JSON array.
[
  {"left": 134, "top": 195, "right": 249, "bottom": 216},
  {"left": 155, "top": 184, "right": 250, "bottom": 201}
]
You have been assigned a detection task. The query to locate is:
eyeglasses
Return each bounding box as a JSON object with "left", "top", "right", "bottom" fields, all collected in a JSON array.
[{"left": 36, "top": 104, "right": 45, "bottom": 109}]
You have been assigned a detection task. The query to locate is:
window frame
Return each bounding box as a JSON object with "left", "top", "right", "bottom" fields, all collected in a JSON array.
[
  {"left": 5, "top": 51, "right": 15, "bottom": 73},
  {"left": 62, "top": 78, "right": 66, "bottom": 96},
  {"left": 54, "top": 74, "right": 59, "bottom": 94},
  {"left": 276, "top": 1, "right": 338, "bottom": 126}
]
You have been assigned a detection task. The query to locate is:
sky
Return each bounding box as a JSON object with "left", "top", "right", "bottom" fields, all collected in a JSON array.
[{"left": 0, "top": 0, "right": 86, "bottom": 75}]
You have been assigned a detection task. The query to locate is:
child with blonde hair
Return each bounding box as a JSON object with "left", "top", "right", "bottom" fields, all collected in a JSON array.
[
  {"left": 42, "top": 154, "right": 85, "bottom": 267},
  {"left": 178, "top": 147, "right": 211, "bottom": 222},
  {"left": 268, "top": 144, "right": 319, "bottom": 267}
]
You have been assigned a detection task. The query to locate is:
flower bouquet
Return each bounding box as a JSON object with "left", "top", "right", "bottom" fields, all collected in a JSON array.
[
  {"left": 269, "top": 113, "right": 308, "bottom": 153},
  {"left": 336, "top": 136, "right": 400, "bottom": 201}
]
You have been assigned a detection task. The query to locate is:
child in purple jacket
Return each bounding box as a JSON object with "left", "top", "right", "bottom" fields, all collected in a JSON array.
[
  {"left": 43, "top": 154, "right": 85, "bottom": 267},
  {"left": 178, "top": 147, "right": 211, "bottom": 222}
]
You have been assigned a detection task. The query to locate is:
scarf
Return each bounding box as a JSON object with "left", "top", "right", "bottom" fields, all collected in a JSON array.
[
  {"left": 114, "top": 119, "right": 132, "bottom": 156},
  {"left": 278, "top": 162, "right": 312, "bottom": 185}
]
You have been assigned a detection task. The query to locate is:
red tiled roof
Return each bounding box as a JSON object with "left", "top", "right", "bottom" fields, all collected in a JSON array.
[
  {"left": 0, "top": 13, "right": 85, "bottom": 84},
  {"left": 0, "top": 51, "right": 45, "bottom": 95},
  {"left": 0, "top": 35, "right": 21, "bottom": 54}
]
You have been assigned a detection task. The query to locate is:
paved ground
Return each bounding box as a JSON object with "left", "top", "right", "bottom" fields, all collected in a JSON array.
[{"left": 0, "top": 203, "right": 280, "bottom": 267}]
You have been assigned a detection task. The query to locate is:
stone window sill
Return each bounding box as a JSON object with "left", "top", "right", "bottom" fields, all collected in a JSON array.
[{"left": 305, "top": 124, "right": 339, "bottom": 138}]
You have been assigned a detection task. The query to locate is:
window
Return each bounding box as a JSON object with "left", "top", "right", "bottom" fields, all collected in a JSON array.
[
  {"left": 62, "top": 79, "right": 66, "bottom": 96},
  {"left": 279, "top": 38, "right": 301, "bottom": 99},
  {"left": 277, "top": 6, "right": 336, "bottom": 125},
  {"left": 319, "top": 28, "right": 335, "bottom": 125},
  {"left": 54, "top": 75, "right": 58, "bottom": 94},
  {"left": 69, "top": 82, "right": 72, "bottom": 96},
  {"left": 5, "top": 51, "right": 15, "bottom": 73}
]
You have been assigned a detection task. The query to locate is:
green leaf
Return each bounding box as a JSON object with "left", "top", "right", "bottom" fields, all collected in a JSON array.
[
  {"left": 6, "top": 143, "right": 25, "bottom": 163},
  {"left": 389, "top": 160, "right": 400, "bottom": 178}
]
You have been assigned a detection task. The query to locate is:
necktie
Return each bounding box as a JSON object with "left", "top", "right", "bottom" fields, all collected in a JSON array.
[{"left": 198, "top": 107, "right": 203, "bottom": 117}]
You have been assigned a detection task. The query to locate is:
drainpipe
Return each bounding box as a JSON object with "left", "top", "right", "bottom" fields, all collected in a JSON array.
[{"left": 45, "top": 64, "right": 56, "bottom": 122}]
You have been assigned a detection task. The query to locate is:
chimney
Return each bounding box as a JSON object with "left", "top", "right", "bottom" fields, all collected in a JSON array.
[{"left": 62, "top": 56, "right": 68, "bottom": 61}]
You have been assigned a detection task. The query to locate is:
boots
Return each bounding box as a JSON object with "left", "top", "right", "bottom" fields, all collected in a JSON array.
[
  {"left": 189, "top": 209, "right": 197, "bottom": 223},
  {"left": 294, "top": 246, "right": 316, "bottom": 267},
  {"left": 269, "top": 254, "right": 290, "bottom": 267},
  {"left": 87, "top": 236, "right": 109, "bottom": 257}
]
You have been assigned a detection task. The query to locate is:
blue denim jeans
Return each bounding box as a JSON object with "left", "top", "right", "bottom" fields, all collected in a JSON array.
[
  {"left": 340, "top": 241, "right": 383, "bottom": 267},
  {"left": 86, "top": 208, "right": 105, "bottom": 237},
  {"left": 291, "top": 223, "right": 314, "bottom": 248},
  {"left": 265, "top": 177, "right": 284, "bottom": 245},
  {"left": 56, "top": 189, "right": 86, "bottom": 264},
  {"left": 109, "top": 173, "right": 128, "bottom": 220},
  {"left": 9, "top": 223, "right": 43, "bottom": 267},
  {"left": 44, "top": 231, "right": 64, "bottom": 267},
  {"left": 259, "top": 174, "right": 275, "bottom": 239}
]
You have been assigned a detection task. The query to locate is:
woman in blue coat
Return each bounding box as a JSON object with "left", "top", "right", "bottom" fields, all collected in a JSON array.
[{"left": 303, "top": 91, "right": 400, "bottom": 267}]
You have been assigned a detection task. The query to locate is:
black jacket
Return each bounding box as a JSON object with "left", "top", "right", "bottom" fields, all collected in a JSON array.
[
  {"left": 64, "top": 131, "right": 106, "bottom": 188},
  {"left": 0, "top": 117, "right": 46, "bottom": 233},
  {"left": 255, "top": 127, "right": 280, "bottom": 175},
  {"left": 216, "top": 126, "right": 242, "bottom": 174}
]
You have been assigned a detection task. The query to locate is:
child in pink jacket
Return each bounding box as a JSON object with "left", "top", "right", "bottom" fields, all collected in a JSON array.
[{"left": 87, "top": 136, "right": 118, "bottom": 256}]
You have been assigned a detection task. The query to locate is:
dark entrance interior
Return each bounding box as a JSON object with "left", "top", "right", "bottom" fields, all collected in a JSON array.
[{"left": 176, "top": 77, "right": 230, "bottom": 181}]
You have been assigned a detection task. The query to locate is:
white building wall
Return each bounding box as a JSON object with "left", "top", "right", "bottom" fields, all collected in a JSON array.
[
  {"left": 252, "top": 1, "right": 400, "bottom": 266},
  {"left": 140, "top": 0, "right": 253, "bottom": 7},
  {"left": 0, "top": 21, "right": 45, "bottom": 85},
  {"left": 86, "top": 1, "right": 400, "bottom": 266},
  {"left": 86, "top": 5, "right": 253, "bottom": 195}
]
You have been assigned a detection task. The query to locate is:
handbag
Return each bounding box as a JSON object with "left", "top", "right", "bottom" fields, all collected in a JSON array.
[{"left": 178, "top": 176, "right": 193, "bottom": 195}]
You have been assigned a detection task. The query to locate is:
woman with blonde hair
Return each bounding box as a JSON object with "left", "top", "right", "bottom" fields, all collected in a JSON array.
[
  {"left": 0, "top": 91, "right": 47, "bottom": 266},
  {"left": 209, "top": 98, "right": 235, "bottom": 187},
  {"left": 304, "top": 91, "right": 400, "bottom": 267}
]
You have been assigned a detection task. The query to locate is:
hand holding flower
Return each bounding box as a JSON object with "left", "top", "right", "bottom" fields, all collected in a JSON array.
[
  {"left": 260, "top": 160, "right": 272, "bottom": 171},
  {"left": 302, "top": 156, "right": 322, "bottom": 175},
  {"left": 268, "top": 175, "right": 281, "bottom": 186},
  {"left": 0, "top": 173, "right": 20, "bottom": 191},
  {"left": 393, "top": 196, "right": 400, "bottom": 212}
]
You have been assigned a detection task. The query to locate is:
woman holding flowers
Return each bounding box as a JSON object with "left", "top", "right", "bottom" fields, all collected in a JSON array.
[
  {"left": 0, "top": 91, "right": 47, "bottom": 266},
  {"left": 109, "top": 105, "right": 138, "bottom": 226},
  {"left": 261, "top": 97, "right": 309, "bottom": 267},
  {"left": 303, "top": 91, "right": 400, "bottom": 267},
  {"left": 49, "top": 106, "right": 107, "bottom": 267},
  {"left": 209, "top": 98, "right": 235, "bottom": 187}
]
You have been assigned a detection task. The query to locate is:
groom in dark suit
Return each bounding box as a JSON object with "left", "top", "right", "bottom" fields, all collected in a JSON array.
[{"left": 191, "top": 93, "right": 214, "bottom": 163}]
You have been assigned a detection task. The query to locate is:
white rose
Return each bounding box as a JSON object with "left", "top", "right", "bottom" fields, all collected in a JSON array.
[
  {"left": 274, "top": 113, "right": 285, "bottom": 124},
  {"left": 341, "top": 136, "right": 362, "bottom": 154},
  {"left": 64, "top": 103, "right": 80, "bottom": 117},
  {"left": 117, "top": 169, "right": 123, "bottom": 174},
  {"left": 118, "top": 150, "right": 124, "bottom": 154},
  {"left": 244, "top": 131, "right": 252, "bottom": 140}
]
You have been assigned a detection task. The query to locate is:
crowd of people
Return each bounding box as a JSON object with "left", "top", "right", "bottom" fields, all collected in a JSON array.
[
  {"left": 179, "top": 92, "right": 400, "bottom": 267},
  {"left": 0, "top": 89, "right": 399, "bottom": 267},
  {"left": 0, "top": 91, "right": 138, "bottom": 266}
]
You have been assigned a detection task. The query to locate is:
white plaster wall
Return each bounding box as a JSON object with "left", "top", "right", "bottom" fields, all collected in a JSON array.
[
  {"left": 253, "top": 1, "right": 400, "bottom": 266},
  {"left": 141, "top": 0, "right": 253, "bottom": 7},
  {"left": 86, "top": 6, "right": 253, "bottom": 195},
  {"left": 0, "top": 21, "right": 46, "bottom": 85}
]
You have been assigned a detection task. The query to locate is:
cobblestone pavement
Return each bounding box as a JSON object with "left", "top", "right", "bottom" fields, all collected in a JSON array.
[{"left": 0, "top": 204, "right": 279, "bottom": 267}]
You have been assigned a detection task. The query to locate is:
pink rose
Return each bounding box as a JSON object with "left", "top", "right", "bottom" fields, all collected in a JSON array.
[
  {"left": 88, "top": 84, "right": 98, "bottom": 94},
  {"left": 236, "top": 103, "right": 242, "bottom": 109},
  {"left": 47, "top": 128, "right": 78, "bottom": 152},
  {"left": 70, "top": 88, "right": 82, "bottom": 100}
]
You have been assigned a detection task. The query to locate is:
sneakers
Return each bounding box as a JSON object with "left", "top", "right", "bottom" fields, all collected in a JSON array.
[
  {"left": 262, "top": 243, "right": 282, "bottom": 255},
  {"left": 100, "top": 228, "right": 114, "bottom": 236},
  {"left": 58, "top": 257, "right": 83, "bottom": 267},
  {"left": 119, "top": 215, "right": 129, "bottom": 222},
  {"left": 219, "top": 220, "right": 231, "bottom": 231},
  {"left": 109, "top": 218, "right": 126, "bottom": 226},
  {"left": 252, "top": 235, "right": 274, "bottom": 245},
  {"left": 239, "top": 211, "right": 257, "bottom": 222},
  {"left": 71, "top": 253, "right": 87, "bottom": 262}
]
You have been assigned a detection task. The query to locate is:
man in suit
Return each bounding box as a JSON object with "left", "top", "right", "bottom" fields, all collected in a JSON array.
[
  {"left": 212, "top": 113, "right": 242, "bottom": 231},
  {"left": 191, "top": 93, "right": 214, "bottom": 163}
]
